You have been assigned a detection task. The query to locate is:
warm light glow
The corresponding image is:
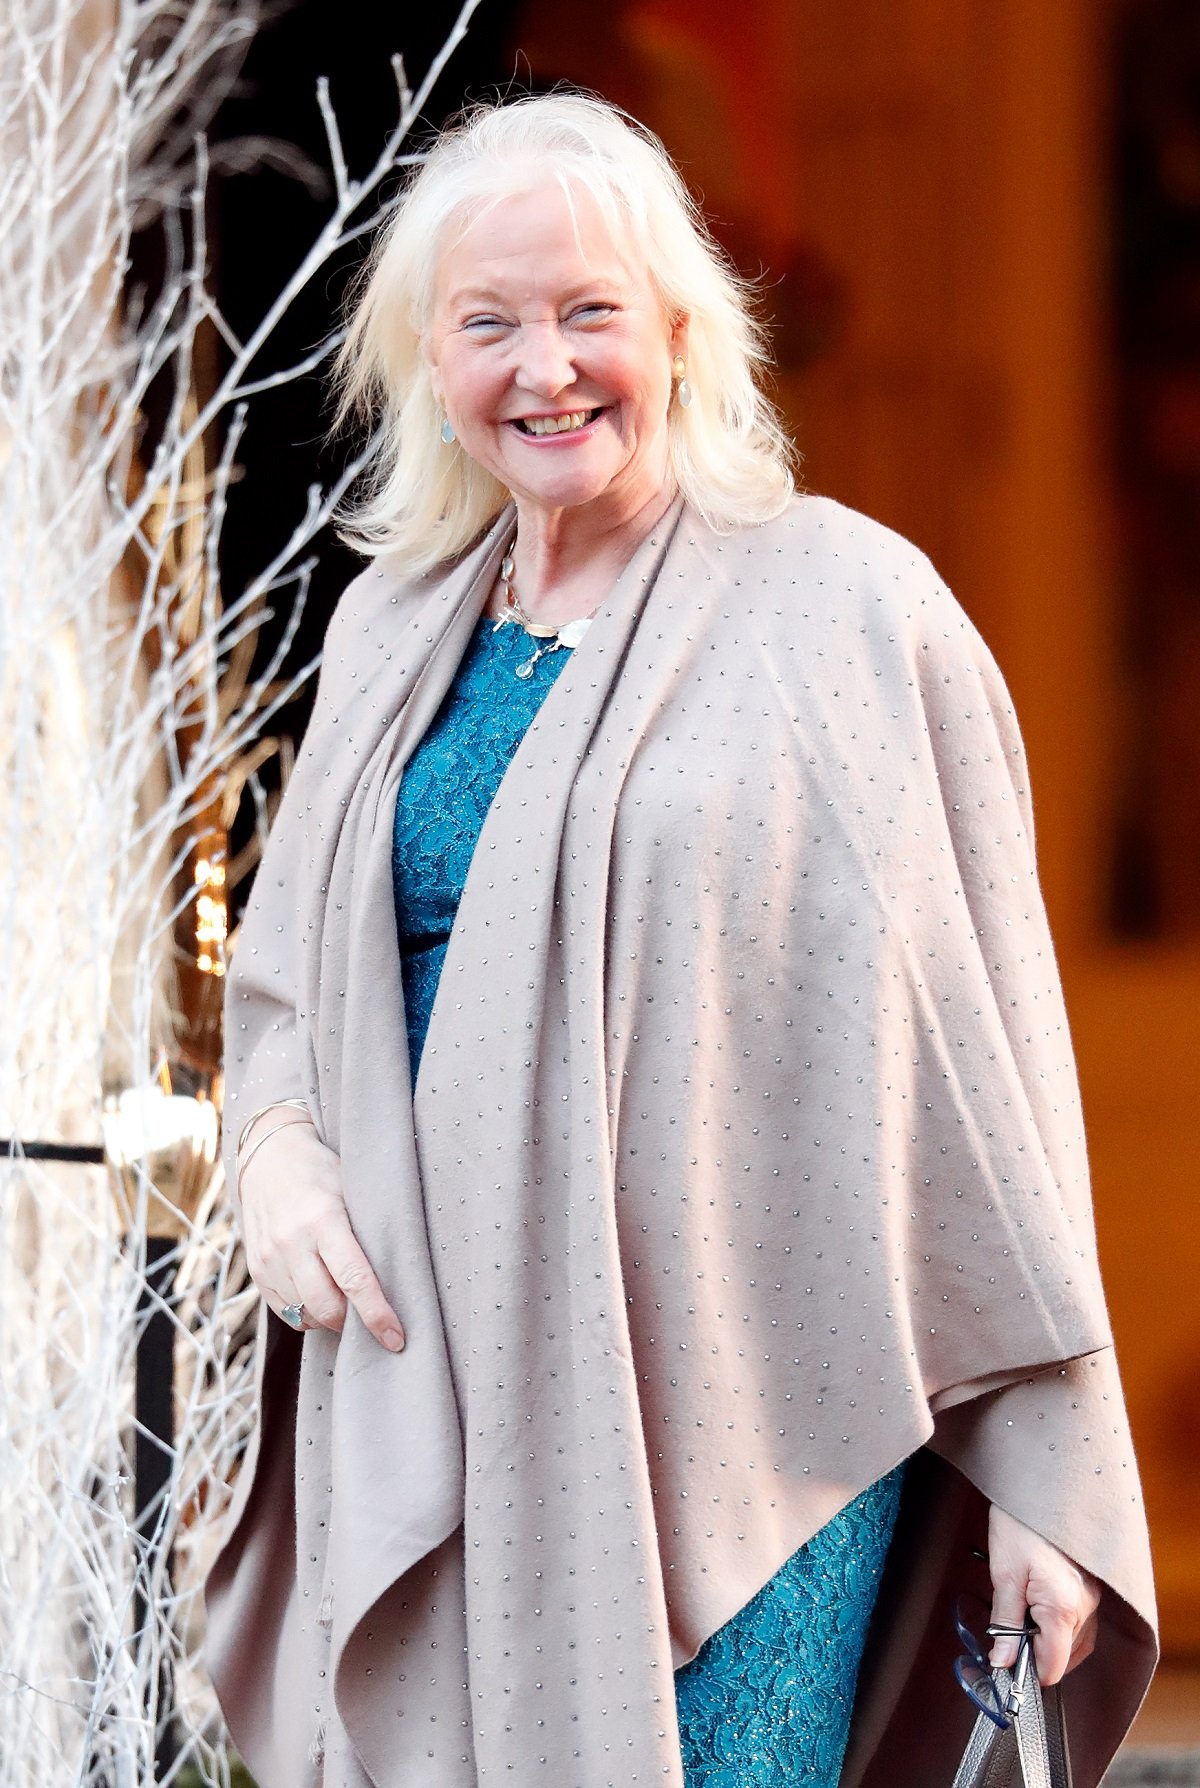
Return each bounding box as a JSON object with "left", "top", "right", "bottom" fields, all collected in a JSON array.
[
  {"left": 193, "top": 850, "right": 227, "bottom": 975},
  {"left": 102, "top": 1084, "right": 219, "bottom": 1170}
]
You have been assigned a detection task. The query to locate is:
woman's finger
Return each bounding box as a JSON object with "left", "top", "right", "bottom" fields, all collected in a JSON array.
[
  {"left": 1025, "top": 1600, "right": 1076, "bottom": 1686},
  {"left": 317, "top": 1214, "right": 406, "bottom": 1351},
  {"left": 285, "top": 1250, "right": 350, "bottom": 1334},
  {"left": 987, "top": 1563, "right": 1030, "bottom": 1671},
  {"left": 1029, "top": 1559, "right": 1101, "bottom": 1684},
  {"left": 1066, "top": 1608, "right": 1099, "bottom": 1674}
]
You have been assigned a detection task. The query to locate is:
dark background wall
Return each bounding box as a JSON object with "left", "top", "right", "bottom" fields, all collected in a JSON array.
[{"left": 209, "top": 0, "right": 518, "bottom": 728}]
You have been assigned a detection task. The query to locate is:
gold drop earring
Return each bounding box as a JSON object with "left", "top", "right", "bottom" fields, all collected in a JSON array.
[{"left": 672, "top": 355, "right": 693, "bottom": 409}]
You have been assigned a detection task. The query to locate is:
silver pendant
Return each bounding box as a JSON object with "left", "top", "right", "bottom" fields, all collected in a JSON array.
[
  {"left": 502, "top": 608, "right": 596, "bottom": 678},
  {"left": 556, "top": 617, "right": 592, "bottom": 649}
]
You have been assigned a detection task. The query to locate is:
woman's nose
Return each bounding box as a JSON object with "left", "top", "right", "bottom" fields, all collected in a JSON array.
[{"left": 512, "top": 322, "right": 577, "bottom": 397}]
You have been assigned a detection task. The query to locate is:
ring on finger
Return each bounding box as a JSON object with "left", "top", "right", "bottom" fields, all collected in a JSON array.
[{"left": 279, "top": 1300, "right": 306, "bottom": 1330}]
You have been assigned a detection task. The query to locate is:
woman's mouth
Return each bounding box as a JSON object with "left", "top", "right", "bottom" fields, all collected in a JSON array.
[{"left": 510, "top": 407, "right": 604, "bottom": 438}]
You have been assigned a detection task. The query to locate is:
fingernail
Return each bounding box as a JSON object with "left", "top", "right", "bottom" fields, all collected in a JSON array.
[{"left": 383, "top": 1327, "right": 405, "bottom": 1351}]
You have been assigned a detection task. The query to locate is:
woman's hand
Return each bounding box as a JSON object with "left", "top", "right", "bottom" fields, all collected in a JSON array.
[
  {"left": 238, "top": 1111, "right": 406, "bottom": 1351},
  {"left": 987, "top": 1504, "right": 1101, "bottom": 1685}
]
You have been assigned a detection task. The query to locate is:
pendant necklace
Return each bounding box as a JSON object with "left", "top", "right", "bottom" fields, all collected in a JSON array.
[{"left": 491, "top": 549, "right": 596, "bottom": 679}]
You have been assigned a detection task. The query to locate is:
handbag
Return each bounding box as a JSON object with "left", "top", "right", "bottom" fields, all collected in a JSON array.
[{"left": 952, "top": 1611, "right": 1073, "bottom": 1788}]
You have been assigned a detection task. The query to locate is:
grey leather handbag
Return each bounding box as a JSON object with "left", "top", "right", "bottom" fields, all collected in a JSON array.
[{"left": 952, "top": 1631, "right": 1073, "bottom": 1788}]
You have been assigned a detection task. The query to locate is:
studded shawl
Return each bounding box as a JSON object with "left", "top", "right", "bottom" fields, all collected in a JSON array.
[{"left": 204, "top": 494, "right": 1156, "bottom": 1788}]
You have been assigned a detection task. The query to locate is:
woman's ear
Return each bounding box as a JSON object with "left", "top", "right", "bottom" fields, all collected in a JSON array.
[
  {"left": 669, "top": 312, "right": 690, "bottom": 360},
  {"left": 421, "top": 335, "right": 444, "bottom": 409}
]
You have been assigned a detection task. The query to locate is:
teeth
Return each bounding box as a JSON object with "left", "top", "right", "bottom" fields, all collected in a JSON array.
[{"left": 522, "top": 410, "right": 592, "bottom": 436}]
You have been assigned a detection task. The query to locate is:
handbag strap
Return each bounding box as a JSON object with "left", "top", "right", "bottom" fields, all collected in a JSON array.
[{"left": 1010, "top": 1670, "right": 1072, "bottom": 1788}]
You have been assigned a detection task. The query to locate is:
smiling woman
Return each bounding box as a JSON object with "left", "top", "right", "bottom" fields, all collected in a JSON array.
[
  {"left": 329, "top": 95, "right": 794, "bottom": 584},
  {"left": 421, "top": 179, "right": 685, "bottom": 603},
  {"left": 205, "top": 91, "right": 1156, "bottom": 1788}
]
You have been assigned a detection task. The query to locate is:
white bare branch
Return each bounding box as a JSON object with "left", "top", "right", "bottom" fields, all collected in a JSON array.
[{"left": 0, "top": 0, "right": 479, "bottom": 1779}]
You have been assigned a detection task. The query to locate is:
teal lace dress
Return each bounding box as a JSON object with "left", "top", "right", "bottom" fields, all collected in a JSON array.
[{"left": 392, "top": 611, "right": 906, "bottom": 1787}]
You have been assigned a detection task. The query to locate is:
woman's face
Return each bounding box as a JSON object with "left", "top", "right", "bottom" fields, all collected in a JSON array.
[{"left": 425, "top": 180, "right": 686, "bottom": 529}]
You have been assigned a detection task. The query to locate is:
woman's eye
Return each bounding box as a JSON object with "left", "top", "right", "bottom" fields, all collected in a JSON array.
[
  {"left": 571, "top": 303, "right": 614, "bottom": 321},
  {"left": 463, "top": 316, "right": 508, "bottom": 333}
]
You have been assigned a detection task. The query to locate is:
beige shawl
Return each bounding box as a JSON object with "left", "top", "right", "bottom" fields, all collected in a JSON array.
[{"left": 205, "top": 494, "right": 1156, "bottom": 1788}]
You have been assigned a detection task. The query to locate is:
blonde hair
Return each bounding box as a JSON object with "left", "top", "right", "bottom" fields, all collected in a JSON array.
[{"left": 332, "top": 92, "right": 796, "bottom": 569}]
